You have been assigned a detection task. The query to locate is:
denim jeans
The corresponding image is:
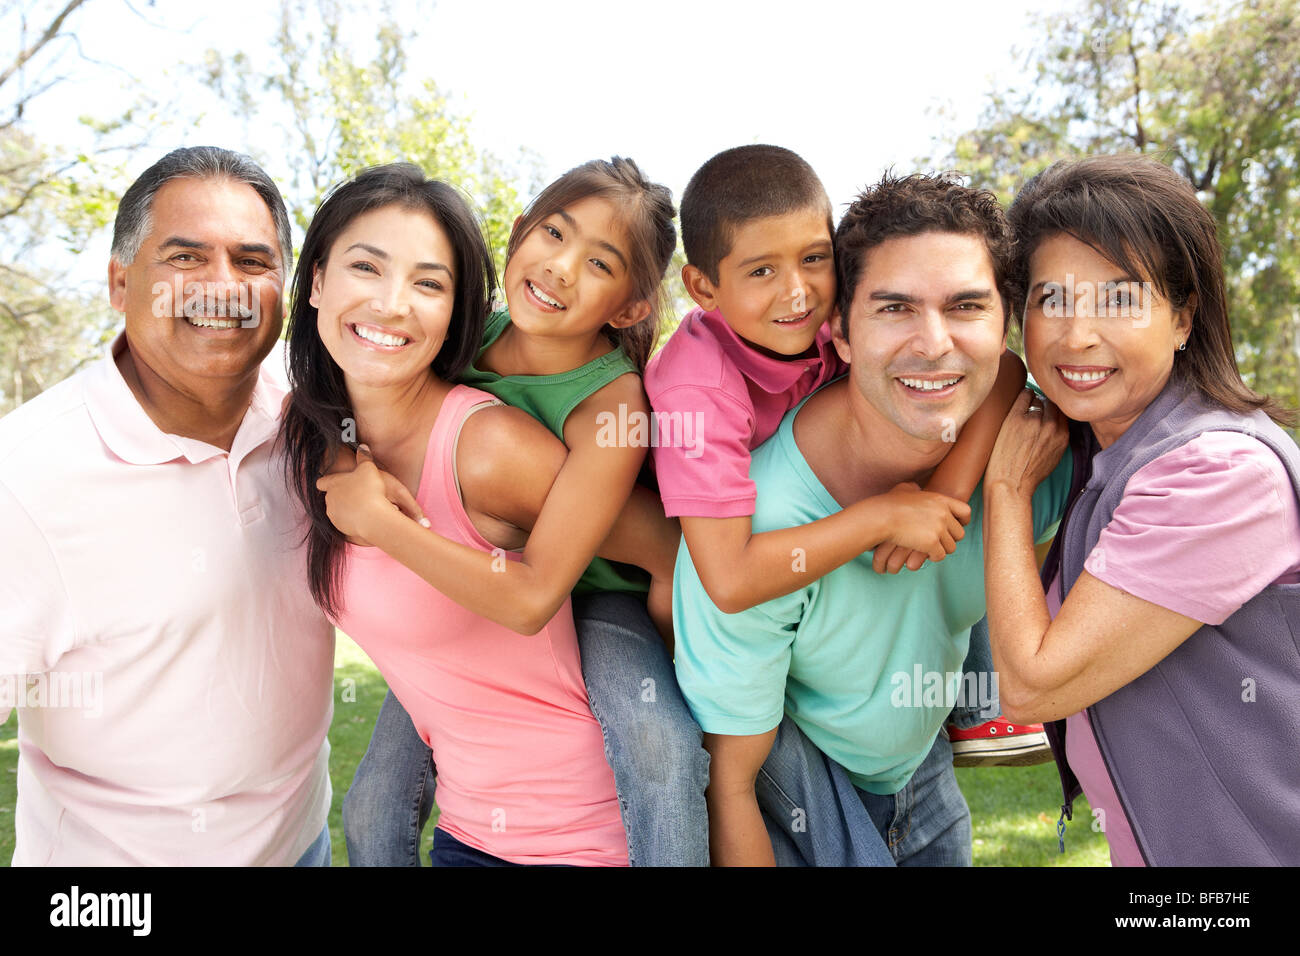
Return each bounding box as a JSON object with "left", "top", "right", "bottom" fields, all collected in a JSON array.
[
  {"left": 756, "top": 715, "right": 971, "bottom": 866},
  {"left": 293, "top": 824, "right": 332, "bottom": 867},
  {"left": 341, "top": 687, "right": 437, "bottom": 867},
  {"left": 572, "top": 591, "right": 710, "bottom": 866},
  {"left": 756, "top": 714, "right": 896, "bottom": 866},
  {"left": 950, "top": 615, "right": 999, "bottom": 730},
  {"left": 342, "top": 590, "right": 710, "bottom": 867}
]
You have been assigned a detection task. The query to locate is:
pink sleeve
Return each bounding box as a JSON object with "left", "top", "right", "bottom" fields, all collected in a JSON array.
[
  {"left": 0, "top": 480, "right": 78, "bottom": 723},
  {"left": 649, "top": 383, "right": 758, "bottom": 519},
  {"left": 1086, "top": 432, "right": 1300, "bottom": 625}
]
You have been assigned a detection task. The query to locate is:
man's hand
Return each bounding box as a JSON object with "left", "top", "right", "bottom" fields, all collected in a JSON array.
[{"left": 316, "top": 444, "right": 428, "bottom": 544}]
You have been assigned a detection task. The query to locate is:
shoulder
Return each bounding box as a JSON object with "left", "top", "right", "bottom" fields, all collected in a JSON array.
[
  {"left": 646, "top": 310, "right": 745, "bottom": 401},
  {"left": 566, "top": 371, "right": 648, "bottom": 437},
  {"left": 0, "top": 368, "right": 94, "bottom": 473},
  {"left": 1123, "top": 430, "right": 1295, "bottom": 512},
  {"left": 456, "top": 400, "right": 567, "bottom": 492}
]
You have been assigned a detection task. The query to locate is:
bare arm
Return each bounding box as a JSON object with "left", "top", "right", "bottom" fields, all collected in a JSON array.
[
  {"left": 704, "top": 729, "right": 780, "bottom": 866},
  {"left": 318, "top": 377, "right": 650, "bottom": 636},
  {"left": 598, "top": 484, "right": 681, "bottom": 647},
  {"left": 982, "top": 389, "right": 1202, "bottom": 723},
  {"left": 681, "top": 483, "right": 970, "bottom": 615}
]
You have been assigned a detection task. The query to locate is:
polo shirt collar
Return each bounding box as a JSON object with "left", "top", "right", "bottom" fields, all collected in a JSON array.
[
  {"left": 84, "top": 331, "right": 283, "bottom": 466},
  {"left": 696, "top": 308, "right": 836, "bottom": 394}
]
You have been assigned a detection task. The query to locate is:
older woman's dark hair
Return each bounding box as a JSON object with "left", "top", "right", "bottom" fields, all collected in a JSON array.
[
  {"left": 280, "top": 163, "right": 497, "bottom": 616},
  {"left": 1009, "top": 154, "right": 1292, "bottom": 426}
]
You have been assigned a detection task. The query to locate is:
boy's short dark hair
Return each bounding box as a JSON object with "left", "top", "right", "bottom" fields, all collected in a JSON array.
[
  {"left": 835, "top": 172, "right": 1014, "bottom": 338},
  {"left": 681, "top": 145, "right": 832, "bottom": 283}
]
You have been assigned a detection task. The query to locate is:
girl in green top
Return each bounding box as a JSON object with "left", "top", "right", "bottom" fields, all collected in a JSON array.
[{"left": 322, "top": 158, "right": 708, "bottom": 866}]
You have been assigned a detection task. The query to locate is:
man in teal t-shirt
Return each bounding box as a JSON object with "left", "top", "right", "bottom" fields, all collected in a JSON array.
[{"left": 673, "top": 173, "right": 1073, "bottom": 866}]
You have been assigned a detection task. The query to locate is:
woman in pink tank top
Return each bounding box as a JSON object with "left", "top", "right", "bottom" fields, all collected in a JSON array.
[{"left": 280, "top": 164, "right": 628, "bottom": 866}]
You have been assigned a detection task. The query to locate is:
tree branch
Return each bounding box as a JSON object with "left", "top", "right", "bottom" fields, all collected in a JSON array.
[{"left": 0, "top": 0, "right": 90, "bottom": 93}]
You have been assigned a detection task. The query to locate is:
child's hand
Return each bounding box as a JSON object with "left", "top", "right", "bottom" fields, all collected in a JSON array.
[
  {"left": 316, "top": 444, "right": 429, "bottom": 544},
  {"left": 871, "top": 543, "right": 931, "bottom": 576},
  {"left": 870, "top": 482, "right": 970, "bottom": 574}
]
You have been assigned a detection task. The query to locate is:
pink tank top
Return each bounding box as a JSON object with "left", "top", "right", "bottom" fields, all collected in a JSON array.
[{"left": 333, "top": 385, "right": 628, "bottom": 866}]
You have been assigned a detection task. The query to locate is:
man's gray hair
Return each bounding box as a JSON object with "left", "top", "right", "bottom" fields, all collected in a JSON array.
[{"left": 110, "top": 147, "right": 293, "bottom": 269}]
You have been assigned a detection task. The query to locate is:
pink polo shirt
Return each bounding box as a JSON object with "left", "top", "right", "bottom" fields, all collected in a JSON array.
[
  {"left": 0, "top": 333, "right": 334, "bottom": 866},
  {"left": 1049, "top": 431, "right": 1300, "bottom": 867},
  {"left": 644, "top": 308, "right": 845, "bottom": 518}
]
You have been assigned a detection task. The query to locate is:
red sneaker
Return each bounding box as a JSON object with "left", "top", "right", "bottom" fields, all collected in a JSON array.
[{"left": 948, "top": 717, "right": 1052, "bottom": 767}]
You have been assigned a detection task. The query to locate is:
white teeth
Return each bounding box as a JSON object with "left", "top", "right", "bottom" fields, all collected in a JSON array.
[
  {"left": 527, "top": 280, "right": 564, "bottom": 309},
  {"left": 187, "top": 316, "right": 242, "bottom": 329},
  {"left": 1060, "top": 369, "right": 1112, "bottom": 382},
  {"left": 354, "top": 325, "right": 409, "bottom": 347},
  {"left": 899, "top": 377, "right": 961, "bottom": 391},
  {"left": 776, "top": 312, "right": 809, "bottom": 324}
]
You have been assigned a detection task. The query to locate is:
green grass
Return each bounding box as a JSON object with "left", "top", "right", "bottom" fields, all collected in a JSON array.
[{"left": 1, "top": 638, "right": 1105, "bottom": 866}]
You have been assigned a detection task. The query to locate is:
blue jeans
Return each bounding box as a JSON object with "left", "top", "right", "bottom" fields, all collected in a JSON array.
[
  {"left": 950, "top": 615, "right": 999, "bottom": 730},
  {"left": 572, "top": 591, "right": 710, "bottom": 866},
  {"left": 757, "top": 715, "right": 971, "bottom": 866},
  {"left": 427, "top": 827, "right": 576, "bottom": 867},
  {"left": 341, "top": 688, "right": 437, "bottom": 867},
  {"left": 342, "top": 591, "right": 710, "bottom": 866},
  {"left": 293, "top": 825, "right": 332, "bottom": 867}
]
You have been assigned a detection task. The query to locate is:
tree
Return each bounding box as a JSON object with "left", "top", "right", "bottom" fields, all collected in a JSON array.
[
  {"left": 201, "top": 0, "right": 539, "bottom": 279},
  {"left": 0, "top": 0, "right": 151, "bottom": 412},
  {"left": 931, "top": 0, "right": 1300, "bottom": 415}
]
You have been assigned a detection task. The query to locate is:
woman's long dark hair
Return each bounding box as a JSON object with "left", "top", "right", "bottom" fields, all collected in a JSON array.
[
  {"left": 279, "top": 163, "right": 497, "bottom": 618},
  {"left": 1008, "top": 153, "right": 1293, "bottom": 427}
]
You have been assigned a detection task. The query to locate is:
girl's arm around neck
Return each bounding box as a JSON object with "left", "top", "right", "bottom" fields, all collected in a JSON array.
[{"left": 360, "top": 375, "right": 650, "bottom": 635}]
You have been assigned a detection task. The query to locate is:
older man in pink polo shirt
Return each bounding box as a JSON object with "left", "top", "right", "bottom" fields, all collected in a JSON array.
[{"left": 0, "top": 147, "right": 334, "bottom": 866}]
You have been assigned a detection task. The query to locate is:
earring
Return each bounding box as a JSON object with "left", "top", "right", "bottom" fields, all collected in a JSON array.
[{"left": 1177, "top": 341, "right": 1187, "bottom": 352}]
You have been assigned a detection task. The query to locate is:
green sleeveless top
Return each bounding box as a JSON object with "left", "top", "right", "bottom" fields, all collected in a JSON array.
[{"left": 457, "top": 309, "right": 651, "bottom": 597}]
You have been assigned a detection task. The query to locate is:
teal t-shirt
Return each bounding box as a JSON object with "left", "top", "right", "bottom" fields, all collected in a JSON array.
[{"left": 673, "top": 392, "right": 1073, "bottom": 795}]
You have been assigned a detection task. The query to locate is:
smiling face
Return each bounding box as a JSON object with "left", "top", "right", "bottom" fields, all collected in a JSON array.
[
  {"left": 1023, "top": 233, "right": 1193, "bottom": 448},
  {"left": 834, "top": 231, "right": 1006, "bottom": 442},
  {"left": 502, "top": 195, "right": 649, "bottom": 343},
  {"left": 109, "top": 176, "right": 285, "bottom": 391},
  {"left": 310, "top": 204, "right": 458, "bottom": 390},
  {"left": 684, "top": 205, "right": 835, "bottom": 357}
]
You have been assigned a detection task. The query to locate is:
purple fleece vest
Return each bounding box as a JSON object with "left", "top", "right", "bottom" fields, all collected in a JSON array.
[{"left": 1041, "top": 377, "right": 1300, "bottom": 865}]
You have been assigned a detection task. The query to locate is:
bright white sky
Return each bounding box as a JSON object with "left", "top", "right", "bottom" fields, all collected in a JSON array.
[{"left": 25, "top": 0, "right": 1076, "bottom": 219}]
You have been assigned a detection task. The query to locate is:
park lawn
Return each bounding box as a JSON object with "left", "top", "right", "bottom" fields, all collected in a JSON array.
[{"left": 0, "top": 633, "right": 1105, "bottom": 867}]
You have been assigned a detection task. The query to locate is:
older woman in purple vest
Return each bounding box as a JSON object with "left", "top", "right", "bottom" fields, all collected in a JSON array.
[{"left": 981, "top": 154, "right": 1300, "bottom": 866}]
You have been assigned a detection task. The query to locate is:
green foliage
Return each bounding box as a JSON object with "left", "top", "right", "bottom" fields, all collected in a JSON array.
[
  {"left": 0, "top": 0, "right": 134, "bottom": 412},
  {"left": 201, "top": 0, "right": 539, "bottom": 278},
  {"left": 933, "top": 0, "right": 1300, "bottom": 418}
]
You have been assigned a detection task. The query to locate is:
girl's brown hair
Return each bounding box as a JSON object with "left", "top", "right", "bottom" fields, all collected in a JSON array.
[
  {"left": 507, "top": 157, "right": 676, "bottom": 372},
  {"left": 1008, "top": 153, "right": 1293, "bottom": 426}
]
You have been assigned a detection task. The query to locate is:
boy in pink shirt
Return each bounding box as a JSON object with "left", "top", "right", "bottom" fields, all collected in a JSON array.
[{"left": 646, "top": 146, "right": 1018, "bottom": 613}]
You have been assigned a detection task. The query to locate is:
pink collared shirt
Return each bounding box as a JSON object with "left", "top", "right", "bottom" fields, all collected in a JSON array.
[
  {"left": 0, "top": 333, "right": 334, "bottom": 866},
  {"left": 644, "top": 308, "right": 845, "bottom": 518}
]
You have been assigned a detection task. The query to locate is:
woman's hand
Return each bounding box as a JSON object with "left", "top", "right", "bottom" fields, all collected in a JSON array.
[
  {"left": 985, "top": 388, "right": 1069, "bottom": 500},
  {"left": 316, "top": 444, "right": 428, "bottom": 543}
]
